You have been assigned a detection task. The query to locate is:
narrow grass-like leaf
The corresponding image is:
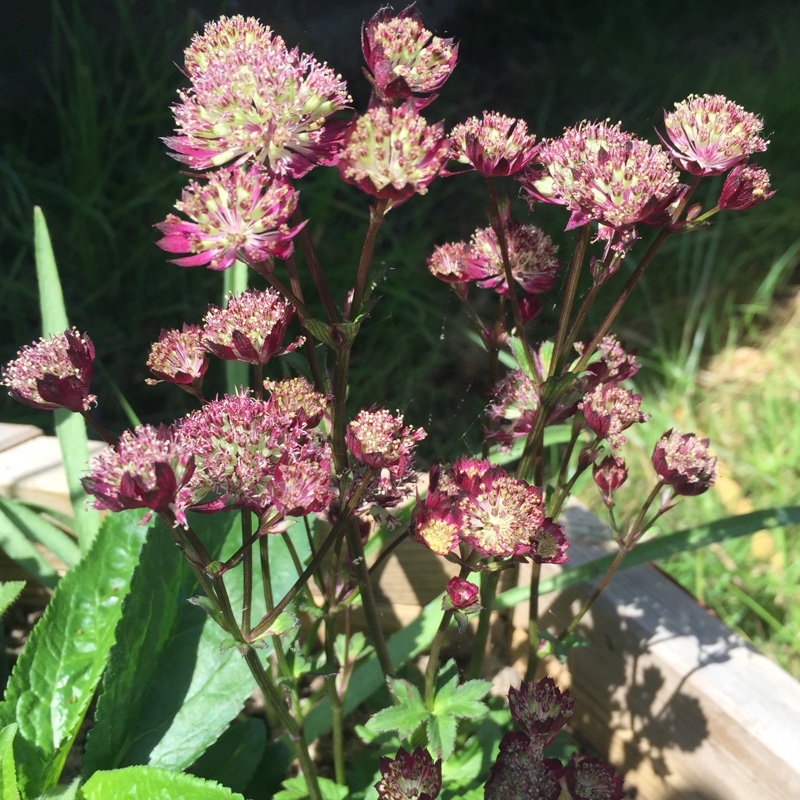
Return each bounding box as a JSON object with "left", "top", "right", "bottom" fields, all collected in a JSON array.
[
  {"left": 82, "top": 513, "right": 257, "bottom": 775},
  {"left": 494, "top": 506, "right": 800, "bottom": 610},
  {"left": 0, "top": 497, "right": 81, "bottom": 573},
  {"left": 0, "top": 724, "right": 20, "bottom": 800},
  {"left": 0, "top": 510, "right": 151, "bottom": 797},
  {"left": 33, "top": 206, "right": 100, "bottom": 551},
  {"left": 78, "top": 765, "right": 245, "bottom": 800},
  {"left": 222, "top": 261, "right": 249, "bottom": 393},
  {"left": 0, "top": 584, "right": 25, "bottom": 619}
]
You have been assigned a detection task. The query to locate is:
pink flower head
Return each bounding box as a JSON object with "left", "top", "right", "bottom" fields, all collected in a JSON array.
[
  {"left": 560, "top": 755, "right": 624, "bottom": 800},
  {"left": 579, "top": 384, "right": 648, "bottom": 449},
  {"left": 177, "top": 391, "right": 332, "bottom": 519},
  {"left": 444, "top": 576, "right": 479, "bottom": 610},
  {"left": 2, "top": 329, "right": 96, "bottom": 413},
  {"left": 155, "top": 166, "right": 303, "bottom": 271},
  {"left": 456, "top": 464, "right": 546, "bottom": 559},
  {"left": 412, "top": 487, "right": 462, "bottom": 555},
  {"left": 660, "top": 94, "right": 768, "bottom": 176},
  {"left": 375, "top": 746, "right": 442, "bottom": 800},
  {"left": 346, "top": 407, "right": 426, "bottom": 478},
  {"left": 522, "top": 121, "right": 681, "bottom": 254},
  {"left": 338, "top": 102, "right": 450, "bottom": 210},
  {"left": 463, "top": 220, "right": 560, "bottom": 296},
  {"left": 652, "top": 429, "right": 717, "bottom": 496},
  {"left": 166, "top": 16, "right": 351, "bottom": 177},
  {"left": 718, "top": 163, "right": 775, "bottom": 210},
  {"left": 484, "top": 732, "right": 562, "bottom": 800},
  {"left": 577, "top": 334, "right": 640, "bottom": 391},
  {"left": 593, "top": 455, "right": 628, "bottom": 501},
  {"left": 362, "top": 5, "right": 457, "bottom": 105},
  {"left": 82, "top": 424, "right": 197, "bottom": 526},
  {"left": 426, "top": 240, "right": 471, "bottom": 284},
  {"left": 263, "top": 376, "right": 329, "bottom": 428},
  {"left": 509, "top": 677, "right": 575, "bottom": 744},
  {"left": 450, "top": 112, "right": 538, "bottom": 177},
  {"left": 146, "top": 324, "right": 209, "bottom": 387},
  {"left": 532, "top": 518, "right": 569, "bottom": 565},
  {"left": 202, "top": 288, "right": 303, "bottom": 365},
  {"left": 485, "top": 368, "right": 540, "bottom": 447}
]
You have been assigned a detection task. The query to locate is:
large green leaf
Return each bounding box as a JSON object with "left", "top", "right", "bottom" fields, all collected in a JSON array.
[
  {"left": 0, "top": 510, "right": 151, "bottom": 797},
  {"left": 33, "top": 206, "right": 100, "bottom": 551},
  {"left": 82, "top": 513, "right": 257, "bottom": 774},
  {"left": 78, "top": 766, "right": 245, "bottom": 800},
  {"left": 0, "top": 724, "right": 20, "bottom": 800},
  {"left": 494, "top": 505, "right": 800, "bottom": 609}
]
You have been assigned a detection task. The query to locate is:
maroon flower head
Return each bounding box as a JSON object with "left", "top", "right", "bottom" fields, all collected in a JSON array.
[
  {"left": 444, "top": 576, "right": 479, "bottom": 609},
  {"left": 412, "top": 480, "right": 463, "bottom": 555},
  {"left": 202, "top": 288, "right": 303, "bottom": 365},
  {"left": 338, "top": 102, "right": 450, "bottom": 210},
  {"left": 593, "top": 455, "right": 628, "bottom": 502},
  {"left": 450, "top": 111, "right": 538, "bottom": 177},
  {"left": 577, "top": 334, "right": 640, "bottom": 391},
  {"left": 82, "top": 425, "right": 197, "bottom": 526},
  {"left": 362, "top": 5, "right": 457, "bottom": 105},
  {"left": 652, "top": 429, "right": 717, "bottom": 496},
  {"left": 375, "top": 746, "right": 442, "bottom": 800},
  {"left": 484, "top": 732, "right": 562, "bottom": 800},
  {"left": 264, "top": 376, "right": 329, "bottom": 428},
  {"left": 167, "top": 16, "right": 351, "bottom": 177},
  {"left": 560, "top": 755, "right": 624, "bottom": 800},
  {"left": 509, "top": 677, "right": 575, "bottom": 744},
  {"left": 660, "top": 93, "right": 768, "bottom": 176},
  {"left": 146, "top": 324, "right": 208, "bottom": 387},
  {"left": 532, "top": 518, "right": 569, "bottom": 565},
  {"left": 579, "top": 384, "right": 648, "bottom": 449},
  {"left": 346, "top": 407, "right": 426, "bottom": 477},
  {"left": 718, "top": 163, "right": 775, "bottom": 210},
  {"left": 155, "top": 166, "right": 303, "bottom": 271},
  {"left": 2, "top": 329, "right": 95, "bottom": 413}
]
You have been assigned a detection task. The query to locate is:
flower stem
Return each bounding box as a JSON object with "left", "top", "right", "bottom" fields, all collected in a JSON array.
[
  {"left": 351, "top": 198, "right": 389, "bottom": 318},
  {"left": 292, "top": 207, "right": 340, "bottom": 324},
  {"left": 241, "top": 510, "right": 254, "bottom": 640},
  {"left": 524, "top": 561, "right": 541, "bottom": 682}
]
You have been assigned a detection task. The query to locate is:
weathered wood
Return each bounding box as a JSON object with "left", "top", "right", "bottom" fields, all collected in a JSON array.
[{"left": 0, "top": 422, "right": 42, "bottom": 454}]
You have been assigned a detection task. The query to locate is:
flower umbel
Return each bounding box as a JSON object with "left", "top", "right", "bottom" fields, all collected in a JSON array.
[
  {"left": 508, "top": 677, "right": 575, "bottom": 744},
  {"left": 450, "top": 111, "right": 538, "bottom": 177},
  {"left": 375, "top": 747, "right": 442, "bottom": 800},
  {"left": 338, "top": 102, "right": 449, "bottom": 210},
  {"left": 362, "top": 5, "right": 458, "bottom": 104},
  {"left": 718, "top": 163, "right": 775, "bottom": 210},
  {"left": 652, "top": 429, "right": 717, "bottom": 496},
  {"left": 2, "top": 329, "right": 96, "bottom": 413},
  {"left": 155, "top": 166, "right": 302, "bottom": 270},
  {"left": 579, "top": 384, "right": 648, "bottom": 449},
  {"left": 202, "top": 288, "right": 303, "bottom": 365},
  {"left": 167, "top": 15, "right": 351, "bottom": 176},
  {"left": 660, "top": 93, "right": 768, "bottom": 176},
  {"left": 146, "top": 324, "right": 209, "bottom": 388}
]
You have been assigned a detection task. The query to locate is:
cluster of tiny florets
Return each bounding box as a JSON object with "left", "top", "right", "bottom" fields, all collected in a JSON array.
[
  {"left": 450, "top": 111, "right": 538, "bottom": 177},
  {"left": 146, "top": 325, "right": 209, "bottom": 386},
  {"left": 652, "top": 429, "right": 717, "bottom": 496},
  {"left": 346, "top": 407, "right": 426, "bottom": 478},
  {"left": 579, "top": 384, "right": 648, "bottom": 449},
  {"left": 718, "top": 163, "right": 775, "bottom": 210},
  {"left": 264, "top": 376, "right": 329, "bottom": 428},
  {"left": 167, "top": 15, "right": 351, "bottom": 177},
  {"left": 375, "top": 746, "right": 442, "bottom": 800}
]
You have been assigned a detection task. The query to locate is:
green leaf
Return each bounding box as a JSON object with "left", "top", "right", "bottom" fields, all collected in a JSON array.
[
  {"left": 426, "top": 713, "right": 457, "bottom": 761},
  {"left": 78, "top": 765, "right": 245, "bottom": 800},
  {"left": 33, "top": 777, "right": 81, "bottom": 799},
  {"left": 365, "top": 679, "right": 428, "bottom": 740},
  {"left": 0, "top": 584, "right": 25, "bottom": 619},
  {"left": 494, "top": 506, "right": 800, "bottom": 610},
  {"left": 82, "top": 513, "right": 257, "bottom": 775},
  {"left": 0, "top": 510, "right": 152, "bottom": 797},
  {"left": 0, "top": 724, "right": 20, "bottom": 800},
  {"left": 189, "top": 717, "right": 267, "bottom": 795},
  {"left": 433, "top": 675, "right": 491, "bottom": 721},
  {"left": 272, "top": 776, "right": 348, "bottom": 800},
  {"left": 0, "top": 497, "right": 81, "bottom": 579},
  {"left": 33, "top": 206, "right": 100, "bottom": 551}
]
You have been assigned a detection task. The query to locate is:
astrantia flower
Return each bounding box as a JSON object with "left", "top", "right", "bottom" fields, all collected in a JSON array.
[
  {"left": 444, "top": 576, "right": 479, "bottom": 609},
  {"left": 202, "top": 288, "right": 303, "bottom": 365},
  {"left": 652, "top": 429, "right": 717, "bottom": 496},
  {"left": 155, "top": 166, "right": 302, "bottom": 270},
  {"left": 577, "top": 334, "right": 640, "bottom": 391},
  {"left": 2, "top": 329, "right": 95, "bottom": 412},
  {"left": 593, "top": 455, "right": 628, "bottom": 502},
  {"left": 509, "top": 677, "right": 575, "bottom": 744},
  {"left": 533, "top": 518, "right": 569, "bottom": 565},
  {"left": 146, "top": 324, "right": 208, "bottom": 387},
  {"left": 450, "top": 112, "right": 537, "bottom": 177},
  {"left": 346, "top": 407, "right": 426, "bottom": 478},
  {"left": 178, "top": 391, "right": 332, "bottom": 519},
  {"left": 264, "top": 376, "right": 329, "bottom": 428},
  {"left": 463, "top": 220, "right": 559, "bottom": 296},
  {"left": 660, "top": 93, "right": 768, "bottom": 176},
  {"left": 362, "top": 5, "right": 457, "bottom": 104},
  {"left": 579, "top": 384, "right": 648, "bottom": 449},
  {"left": 166, "top": 16, "right": 351, "bottom": 177},
  {"left": 82, "top": 425, "right": 197, "bottom": 526},
  {"left": 375, "top": 746, "right": 442, "bottom": 800},
  {"left": 718, "top": 163, "right": 775, "bottom": 210},
  {"left": 426, "top": 240, "right": 471, "bottom": 283},
  {"left": 484, "top": 732, "right": 561, "bottom": 800},
  {"left": 560, "top": 755, "right": 624, "bottom": 800},
  {"left": 338, "top": 102, "right": 449, "bottom": 210}
]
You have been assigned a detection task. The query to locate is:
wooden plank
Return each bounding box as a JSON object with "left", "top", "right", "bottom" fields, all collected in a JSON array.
[{"left": 0, "top": 423, "right": 43, "bottom": 454}]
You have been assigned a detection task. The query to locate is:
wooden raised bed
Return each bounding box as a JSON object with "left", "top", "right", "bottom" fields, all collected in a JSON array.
[{"left": 2, "top": 423, "right": 799, "bottom": 799}]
